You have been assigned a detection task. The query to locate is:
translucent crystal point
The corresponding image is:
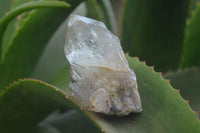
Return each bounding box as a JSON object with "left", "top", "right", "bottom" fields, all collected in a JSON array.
[{"left": 64, "top": 15, "right": 142, "bottom": 116}]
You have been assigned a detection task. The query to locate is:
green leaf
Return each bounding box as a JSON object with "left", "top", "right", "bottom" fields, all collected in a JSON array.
[
  {"left": 0, "top": 1, "right": 70, "bottom": 60},
  {"left": 122, "top": 0, "right": 190, "bottom": 72},
  {"left": 32, "top": 3, "right": 87, "bottom": 82},
  {"left": 1, "top": 56, "right": 200, "bottom": 132},
  {"left": 180, "top": 5, "right": 200, "bottom": 68},
  {"left": 1, "top": 0, "right": 35, "bottom": 56},
  {"left": 0, "top": 0, "right": 13, "bottom": 19},
  {"left": 109, "top": 0, "right": 123, "bottom": 35},
  {"left": 37, "top": 123, "right": 61, "bottom": 133},
  {"left": 50, "top": 65, "right": 71, "bottom": 93},
  {"left": 86, "top": 0, "right": 104, "bottom": 21},
  {"left": 96, "top": 0, "right": 117, "bottom": 33},
  {"left": 86, "top": 0, "right": 116, "bottom": 33},
  {"left": 188, "top": 0, "right": 200, "bottom": 15},
  {"left": 31, "top": 21, "right": 68, "bottom": 82},
  {"left": 0, "top": 0, "right": 83, "bottom": 92},
  {"left": 51, "top": 56, "right": 200, "bottom": 132},
  {"left": 0, "top": 79, "right": 99, "bottom": 132},
  {"left": 165, "top": 67, "right": 200, "bottom": 118},
  {"left": 38, "top": 110, "right": 101, "bottom": 133}
]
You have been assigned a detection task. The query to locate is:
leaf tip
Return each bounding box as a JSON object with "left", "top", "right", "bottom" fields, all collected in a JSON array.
[
  {"left": 176, "top": 89, "right": 181, "bottom": 93},
  {"left": 64, "top": 1, "right": 71, "bottom": 7},
  {"left": 135, "top": 56, "right": 139, "bottom": 60},
  {"left": 101, "top": 127, "right": 106, "bottom": 133},
  {"left": 195, "top": 111, "right": 200, "bottom": 119},
  {"left": 60, "top": 1, "right": 71, "bottom": 8},
  {"left": 65, "top": 95, "right": 71, "bottom": 100},
  {"left": 80, "top": 107, "right": 84, "bottom": 111},
  {"left": 6, "top": 83, "right": 13, "bottom": 89},
  {"left": 195, "top": 111, "right": 199, "bottom": 116},
  {"left": 90, "top": 116, "right": 95, "bottom": 122},
  {"left": 185, "top": 100, "right": 190, "bottom": 104},
  {"left": 159, "top": 72, "right": 162, "bottom": 76},
  {"left": 55, "top": 88, "right": 62, "bottom": 93}
]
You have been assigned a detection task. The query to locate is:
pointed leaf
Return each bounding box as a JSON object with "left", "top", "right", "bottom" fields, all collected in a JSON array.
[
  {"left": 38, "top": 110, "right": 101, "bottom": 133},
  {"left": 1, "top": 0, "right": 35, "bottom": 56},
  {"left": 1, "top": 56, "right": 200, "bottom": 132},
  {"left": 165, "top": 67, "right": 200, "bottom": 118},
  {"left": 51, "top": 56, "right": 200, "bottom": 132},
  {"left": 122, "top": 0, "right": 190, "bottom": 72},
  {"left": 0, "top": 1, "right": 71, "bottom": 58},
  {"left": 86, "top": 0, "right": 116, "bottom": 33},
  {"left": 0, "top": 0, "right": 83, "bottom": 92},
  {"left": 0, "top": 79, "right": 99, "bottom": 132},
  {"left": 0, "top": 0, "right": 13, "bottom": 19},
  {"left": 96, "top": 0, "right": 117, "bottom": 33},
  {"left": 86, "top": 0, "right": 104, "bottom": 21},
  {"left": 180, "top": 5, "right": 200, "bottom": 68}
]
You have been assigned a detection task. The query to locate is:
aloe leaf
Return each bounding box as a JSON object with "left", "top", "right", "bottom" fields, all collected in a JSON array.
[
  {"left": 86, "top": 0, "right": 116, "bottom": 33},
  {"left": 165, "top": 67, "right": 200, "bottom": 118},
  {"left": 1, "top": 56, "right": 200, "bottom": 132},
  {"left": 0, "top": 0, "right": 83, "bottom": 92},
  {"left": 0, "top": 79, "right": 100, "bottom": 132},
  {"left": 1, "top": 0, "right": 35, "bottom": 56},
  {"left": 50, "top": 56, "right": 200, "bottom": 132},
  {"left": 37, "top": 124, "right": 61, "bottom": 133},
  {"left": 180, "top": 5, "right": 200, "bottom": 68},
  {"left": 0, "top": 0, "right": 13, "bottom": 18},
  {"left": 50, "top": 65, "right": 71, "bottom": 93},
  {"left": 109, "top": 0, "right": 124, "bottom": 35},
  {"left": 32, "top": 3, "right": 87, "bottom": 82},
  {"left": 38, "top": 110, "right": 101, "bottom": 133},
  {"left": 0, "top": 1, "right": 70, "bottom": 60},
  {"left": 86, "top": 0, "right": 104, "bottom": 21},
  {"left": 188, "top": 0, "right": 200, "bottom": 14},
  {"left": 96, "top": 0, "right": 117, "bottom": 33},
  {"left": 90, "top": 56, "right": 200, "bottom": 132},
  {"left": 122, "top": 0, "right": 190, "bottom": 72},
  {"left": 32, "top": 20, "right": 68, "bottom": 82}
]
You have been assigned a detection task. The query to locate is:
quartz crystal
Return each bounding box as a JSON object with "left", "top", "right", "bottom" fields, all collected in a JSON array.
[{"left": 64, "top": 15, "right": 142, "bottom": 116}]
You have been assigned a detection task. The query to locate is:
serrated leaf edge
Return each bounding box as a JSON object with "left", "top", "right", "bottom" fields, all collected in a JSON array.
[
  {"left": 1, "top": 78, "right": 105, "bottom": 133},
  {"left": 134, "top": 56, "right": 199, "bottom": 121}
]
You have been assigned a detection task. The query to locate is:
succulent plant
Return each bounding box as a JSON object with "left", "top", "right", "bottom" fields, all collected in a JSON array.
[{"left": 0, "top": 0, "right": 199, "bottom": 132}]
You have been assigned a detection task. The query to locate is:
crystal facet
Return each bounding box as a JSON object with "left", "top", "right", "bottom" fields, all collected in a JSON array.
[{"left": 64, "top": 15, "right": 142, "bottom": 116}]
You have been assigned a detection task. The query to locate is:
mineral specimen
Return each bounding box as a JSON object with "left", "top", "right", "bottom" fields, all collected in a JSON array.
[{"left": 64, "top": 15, "right": 142, "bottom": 116}]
